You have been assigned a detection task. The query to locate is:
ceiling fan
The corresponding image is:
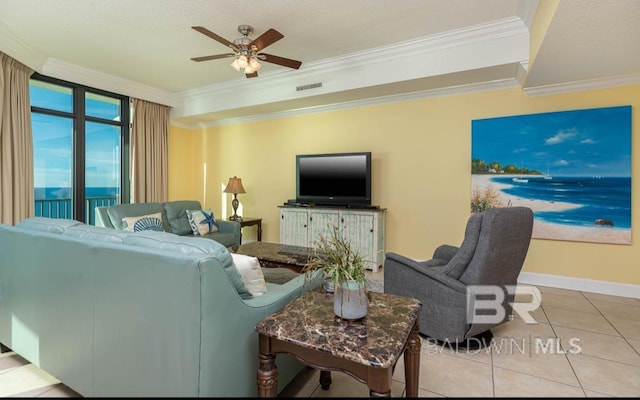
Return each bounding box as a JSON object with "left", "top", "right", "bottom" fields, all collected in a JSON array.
[{"left": 191, "top": 24, "right": 302, "bottom": 78}]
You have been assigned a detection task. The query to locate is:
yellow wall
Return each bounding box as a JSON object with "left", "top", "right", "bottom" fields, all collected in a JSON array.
[{"left": 169, "top": 84, "right": 640, "bottom": 286}]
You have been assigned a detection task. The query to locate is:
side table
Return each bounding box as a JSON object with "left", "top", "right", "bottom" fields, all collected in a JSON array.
[
  {"left": 234, "top": 217, "right": 262, "bottom": 243},
  {"left": 255, "top": 290, "right": 422, "bottom": 397}
]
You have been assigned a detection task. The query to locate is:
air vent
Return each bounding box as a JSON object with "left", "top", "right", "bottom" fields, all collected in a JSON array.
[{"left": 296, "top": 82, "right": 322, "bottom": 91}]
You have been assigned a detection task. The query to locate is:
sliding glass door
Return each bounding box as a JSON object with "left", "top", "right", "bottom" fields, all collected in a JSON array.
[{"left": 30, "top": 75, "right": 130, "bottom": 224}]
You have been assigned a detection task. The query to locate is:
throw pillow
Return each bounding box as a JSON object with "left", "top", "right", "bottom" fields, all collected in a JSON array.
[
  {"left": 122, "top": 212, "right": 164, "bottom": 232},
  {"left": 230, "top": 253, "right": 267, "bottom": 296},
  {"left": 186, "top": 209, "right": 219, "bottom": 236}
]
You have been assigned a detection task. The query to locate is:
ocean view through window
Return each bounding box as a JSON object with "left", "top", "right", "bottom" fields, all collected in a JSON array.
[{"left": 30, "top": 74, "right": 130, "bottom": 224}]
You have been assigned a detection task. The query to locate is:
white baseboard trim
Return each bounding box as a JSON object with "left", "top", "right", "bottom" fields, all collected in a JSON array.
[{"left": 518, "top": 272, "right": 640, "bottom": 299}]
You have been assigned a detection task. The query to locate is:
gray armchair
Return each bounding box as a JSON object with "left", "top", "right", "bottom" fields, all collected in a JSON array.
[{"left": 384, "top": 206, "right": 534, "bottom": 347}]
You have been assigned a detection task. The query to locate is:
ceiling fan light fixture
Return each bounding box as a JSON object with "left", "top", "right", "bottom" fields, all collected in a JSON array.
[
  {"left": 192, "top": 24, "right": 302, "bottom": 78},
  {"left": 237, "top": 54, "right": 248, "bottom": 69},
  {"left": 249, "top": 57, "right": 261, "bottom": 71},
  {"left": 230, "top": 58, "right": 241, "bottom": 71}
]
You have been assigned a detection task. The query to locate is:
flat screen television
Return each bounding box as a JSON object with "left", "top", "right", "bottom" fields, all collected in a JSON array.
[{"left": 296, "top": 151, "right": 372, "bottom": 206}]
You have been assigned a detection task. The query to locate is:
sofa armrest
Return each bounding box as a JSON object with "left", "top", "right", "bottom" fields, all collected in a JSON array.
[
  {"left": 94, "top": 207, "right": 114, "bottom": 228},
  {"left": 216, "top": 220, "right": 241, "bottom": 244}
]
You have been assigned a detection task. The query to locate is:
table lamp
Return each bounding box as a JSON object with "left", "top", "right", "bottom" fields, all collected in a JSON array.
[{"left": 224, "top": 176, "right": 246, "bottom": 221}]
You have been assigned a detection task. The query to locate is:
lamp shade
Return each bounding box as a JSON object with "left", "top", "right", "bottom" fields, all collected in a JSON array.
[{"left": 223, "top": 176, "right": 246, "bottom": 194}]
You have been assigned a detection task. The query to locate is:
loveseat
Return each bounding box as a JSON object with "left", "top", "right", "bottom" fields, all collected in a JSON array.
[
  {"left": 0, "top": 217, "right": 319, "bottom": 397},
  {"left": 95, "top": 200, "right": 241, "bottom": 247}
]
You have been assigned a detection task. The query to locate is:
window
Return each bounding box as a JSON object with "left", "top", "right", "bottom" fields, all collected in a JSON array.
[{"left": 30, "top": 74, "right": 130, "bottom": 224}]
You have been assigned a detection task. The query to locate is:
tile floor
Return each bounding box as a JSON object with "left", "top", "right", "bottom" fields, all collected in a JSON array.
[{"left": 1, "top": 269, "right": 639, "bottom": 397}]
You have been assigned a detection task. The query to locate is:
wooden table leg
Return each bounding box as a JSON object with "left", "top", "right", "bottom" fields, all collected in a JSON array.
[
  {"left": 257, "top": 335, "right": 278, "bottom": 397},
  {"left": 319, "top": 370, "right": 332, "bottom": 390},
  {"left": 257, "top": 221, "right": 262, "bottom": 241},
  {"left": 403, "top": 317, "right": 421, "bottom": 397}
]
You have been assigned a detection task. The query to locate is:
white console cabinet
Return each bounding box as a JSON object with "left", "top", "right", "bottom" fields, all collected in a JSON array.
[{"left": 279, "top": 206, "right": 386, "bottom": 272}]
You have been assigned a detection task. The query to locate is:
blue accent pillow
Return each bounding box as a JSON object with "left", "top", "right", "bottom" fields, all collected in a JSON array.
[{"left": 186, "top": 209, "right": 219, "bottom": 236}]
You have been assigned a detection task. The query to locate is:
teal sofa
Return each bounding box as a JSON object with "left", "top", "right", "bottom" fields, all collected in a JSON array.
[
  {"left": 0, "top": 217, "right": 319, "bottom": 397},
  {"left": 95, "top": 200, "right": 241, "bottom": 247}
]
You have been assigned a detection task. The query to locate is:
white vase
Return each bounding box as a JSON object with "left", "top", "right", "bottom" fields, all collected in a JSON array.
[{"left": 334, "top": 280, "right": 368, "bottom": 320}]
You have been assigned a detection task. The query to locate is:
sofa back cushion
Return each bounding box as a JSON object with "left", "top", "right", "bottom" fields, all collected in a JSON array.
[
  {"left": 63, "top": 224, "right": 130, "bottom": 243},
  {"left": 123, "top": 231, "right": 253, "bottom": 299},
  {"left": 106, "top": 202, "right": 164, "bottom": 230},
  {"left": 164, "top": 200, "right": 202, "bottom": 235},
  {"left": 16, "top": 217, "right": 84, "bottom": 233}
]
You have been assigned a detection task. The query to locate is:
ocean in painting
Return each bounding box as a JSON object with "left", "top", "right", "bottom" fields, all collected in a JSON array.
[{"left": 490, "top": 176, "right": 631, "bottom": 229}]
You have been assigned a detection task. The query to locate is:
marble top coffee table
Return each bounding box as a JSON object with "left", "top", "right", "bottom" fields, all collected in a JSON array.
[
  {"left": 255, "top": 290, "right": 422, "bottom": 397},
  {"left": 229, "top": 241, "right": 314, "bottom": 273}
]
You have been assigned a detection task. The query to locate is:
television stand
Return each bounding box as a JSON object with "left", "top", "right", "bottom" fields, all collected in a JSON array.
[
  {"left": 346, "top": 204, "right": 380, "bottom": 210},
  {"left": 278, "top": 205, "right": 386, "bottom": 273},
  {"left": 282, "top": 201, "right": 379, "bottom": 210}
]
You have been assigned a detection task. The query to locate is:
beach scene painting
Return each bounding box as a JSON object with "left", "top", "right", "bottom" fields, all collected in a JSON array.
[{"left": 471, "top": 105, "right": 632, "bottom": 245}]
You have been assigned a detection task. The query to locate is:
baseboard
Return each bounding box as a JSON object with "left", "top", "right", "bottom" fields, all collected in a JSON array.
[{"left": 518, "top": 272, "right": 640, "bottom": 299}]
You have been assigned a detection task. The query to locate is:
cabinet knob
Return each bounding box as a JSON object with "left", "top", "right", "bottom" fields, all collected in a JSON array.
[
  {"left": 304, "top": 224, "right": 307, "bottom": 228},
  {"left": 370, "top": 229, "right": 374, "bottom": 233}
]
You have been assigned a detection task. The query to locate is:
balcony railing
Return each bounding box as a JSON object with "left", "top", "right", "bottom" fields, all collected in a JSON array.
[{"left": 34, "top": 196, "right": 119, "bottom": 225}]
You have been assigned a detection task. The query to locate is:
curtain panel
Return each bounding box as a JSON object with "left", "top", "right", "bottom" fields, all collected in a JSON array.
[
  {"left": 0, "top": 52, "right": 34, "bottom": 225},
  {"left": 130, "top": 98, "right": 170, "bottom": 203}
]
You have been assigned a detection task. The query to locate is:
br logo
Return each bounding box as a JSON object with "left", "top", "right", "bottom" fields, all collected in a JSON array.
[{"left": 466, "top": 285, "right": 542, "bottom": 324}]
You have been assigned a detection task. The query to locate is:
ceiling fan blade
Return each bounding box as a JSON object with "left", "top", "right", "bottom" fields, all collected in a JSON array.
[
  {"left": 259, "top": 53, "right": 302, "bottom": 70},
  {"left": 246, "top": 71, "right": 259, "bottom": 78},
  {"left": 191, "top": 53, "right": 235, "bottom": 62},
  {"left": 192, "top": 26, "right": 236, "bottom": 49},
  {"left": 250, "top": 28, "right": 284, "bottom": 51}
]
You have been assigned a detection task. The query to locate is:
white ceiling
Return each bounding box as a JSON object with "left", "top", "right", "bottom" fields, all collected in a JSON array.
[{"left": 1, "top": 0, "right": 639, "bottom": 127}]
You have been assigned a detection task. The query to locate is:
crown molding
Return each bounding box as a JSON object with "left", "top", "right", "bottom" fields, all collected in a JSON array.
[
  {"left": 42, "top": 58, "right": 176, "bottom": 107},
  {"left": 517, "top": 0, "right": 539, "bottom": 30},
  {"left": 174, "top": 77, "right": 521, "bottom": 129},
  {"left": 172, "top": 17, "right": 529, "bottom": 121},
  {"left": 523, "top": 72, "right": 640, "bottom": 96},
  {"left": 174, "top": 16, "right": 527, "bottom": 102},
  {"left": 0, "top": 20, "right": 48, "bottom": 70}
]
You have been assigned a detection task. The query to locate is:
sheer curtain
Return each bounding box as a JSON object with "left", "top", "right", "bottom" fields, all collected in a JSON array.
[
  {"left": 0, "top": 52, "right": 34, "bottom": 225},
  {"left": 130, "top": 98, "right": 170, "bottom": 203}
]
